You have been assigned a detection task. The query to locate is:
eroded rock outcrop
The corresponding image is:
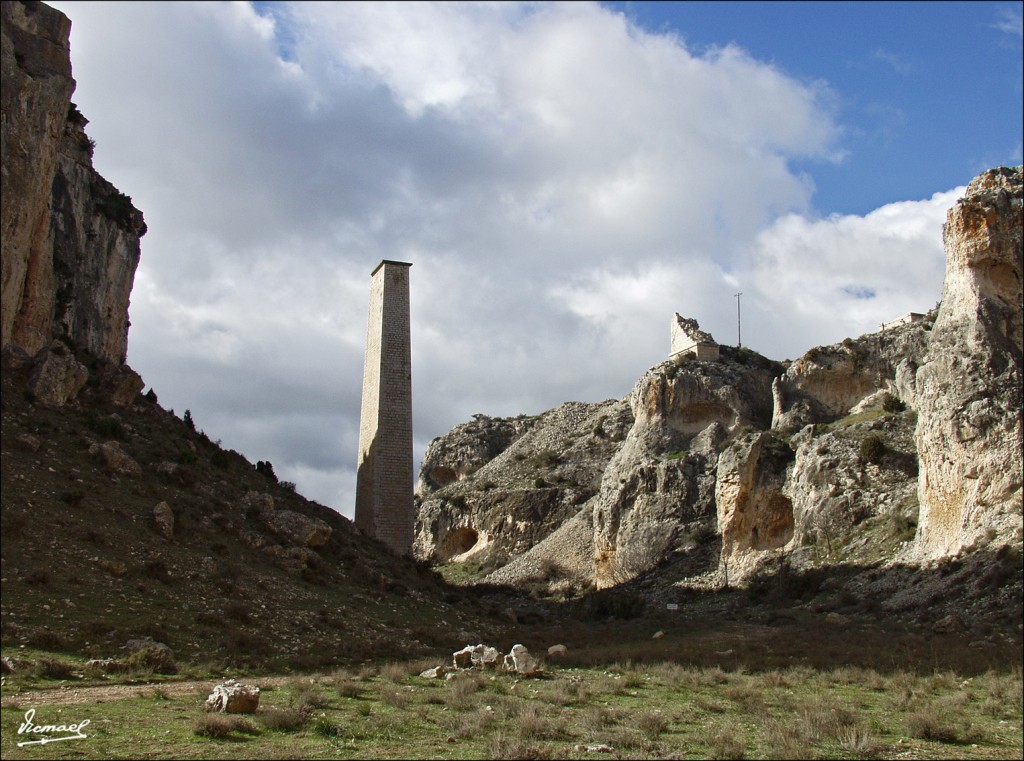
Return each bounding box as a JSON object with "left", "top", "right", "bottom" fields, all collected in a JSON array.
[
  {"left": 914, "top": 166, "right": 1023, "bottom": 559},
  {"left": 417, "top": 414, "right": 537, "bottom": 493},
  {"left": 715, "top": 432, "right": 794, "bottom": 583},
  {"left": 592, "top": 347, "right": 781, "bottom": 588},
  {"left": 2, "top": 0, "right": 145, "bottom": 383},
  {"left": 772, "top": 320, "right": 932, "bottom": 433},
  {"left": 413, "top": 400, "right": 632, "bottom": 566}
]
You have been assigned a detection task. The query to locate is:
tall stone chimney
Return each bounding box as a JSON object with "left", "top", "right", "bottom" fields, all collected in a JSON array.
[{"left": 355, "top": 260, "right": 414, "bottom": 554}]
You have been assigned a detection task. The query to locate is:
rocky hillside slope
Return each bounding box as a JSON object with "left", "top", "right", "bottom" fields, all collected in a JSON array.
[
  {"left": 0, "top": 0, "right": 507, "bottom": 672},
  {"left": 418, "top": 166, "right": 1023, "bottom": 602}
]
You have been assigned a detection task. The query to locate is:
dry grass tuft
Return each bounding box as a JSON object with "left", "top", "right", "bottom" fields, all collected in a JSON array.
[
  {"left": 701, "top": 727, "right": 746, "bottom": 760},
  {"left": 487, "top": 732, "right": 553, "bottom": 760},
  {"left": 836, "top": 724, "right": 883, "bottom": 758},
  {"left": 257, "top": 707, "right": 308, "bottom": 732},
  {"left": 763, "top": 719, "right": 815, "bottom": 760},
  {"left": 635, "top": 710, "right": 669, "bottom": 739},
  {"left": 193, "top": 714, "right": 258, "bottom": 738}
]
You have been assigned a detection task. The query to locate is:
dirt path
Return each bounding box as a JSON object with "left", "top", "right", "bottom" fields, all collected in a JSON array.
[{"left": 1, "top": 675, "right": 296, "bottom": 708}]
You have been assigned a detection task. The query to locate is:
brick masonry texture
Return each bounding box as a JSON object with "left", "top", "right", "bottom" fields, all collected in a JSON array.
[{"left": 355, "top": 261, "right": 414, "bottom": 554}]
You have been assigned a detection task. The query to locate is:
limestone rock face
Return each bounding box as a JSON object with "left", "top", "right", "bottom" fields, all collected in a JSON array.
[
  {"left": 591, "top": 351, "right": 781, "bottom": 588},
  {"left": 417, "top": 169, "right": 1021, "bottom": 594},
  {"left": 47, "top": 145, "right": 146, "bottom": 363},
  {"left": 914, "top": 166, "right": 1023, "bottom": 559},
  {"left": 1, "top": 0, "right": 73, "bottom": 352},
  {"left": 783, "top": 413, "right": 918, "bottom": 555},
  {"left": 1, "top": 1, "right": 145, "bottom": 367},
  {"left": 772, "top": 322, "right": 932, "bottom": 433},
  {"left": 715, "top": 432, "right": 794, "bottom": 583},
  {"left": 417, "top": 415, "right": 536, "bottom": 494},
  {"left": 413, "top": 400, "right": 632, "bottom": 565},
  {"left": 483, "top": 501, "right": 596, "bottom": 589}
]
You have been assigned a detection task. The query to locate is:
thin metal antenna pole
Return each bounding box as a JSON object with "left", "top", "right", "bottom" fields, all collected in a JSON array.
[{"left": 734, "top": 292, "right": 742, "bottom": 348}]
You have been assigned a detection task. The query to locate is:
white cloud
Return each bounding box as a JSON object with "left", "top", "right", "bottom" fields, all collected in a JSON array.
[
  {"left": 735, "top": 189, "right": 960, "bottom": 359},
  {"left": 993, "top": 6, "right": 1023, "bottom": 42},
  {"left": 49, "top": 1, "right": 957, "bottom": 517}
]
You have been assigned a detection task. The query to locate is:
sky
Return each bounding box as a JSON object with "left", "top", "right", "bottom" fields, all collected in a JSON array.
[{"left": 48, "top": 1, "right": 1023, "bottom": 518}]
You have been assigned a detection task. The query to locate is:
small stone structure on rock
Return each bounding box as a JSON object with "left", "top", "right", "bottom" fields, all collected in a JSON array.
[
  {"left": 670, "top": 314, "right": 720, "bottom": 362},
  {"left": 205, "top": 679, "right": 261, "bottom": 714},
  {"left": 880, "top": 312, "right": 925, "bottom": 331}
]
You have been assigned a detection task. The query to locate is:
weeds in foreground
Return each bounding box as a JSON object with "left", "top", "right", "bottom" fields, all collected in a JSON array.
[
  {"left": 2, "top": 658, "right": 1021, "bottom": 760},
  {"left": 193, "top": 714, "right": 258, "bottom": 738}
]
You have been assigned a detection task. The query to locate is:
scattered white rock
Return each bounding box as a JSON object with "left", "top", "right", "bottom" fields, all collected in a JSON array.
[
  {"left": 503, "top": 644, "right": 542, "bottom": 676},
  {"left": 205, "top": 679, "right": 260, "bottom": 713}
]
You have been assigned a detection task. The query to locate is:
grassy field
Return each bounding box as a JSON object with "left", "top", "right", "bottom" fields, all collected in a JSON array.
[
  {"left": 3, "top": 609, "right": 1022, "bottom": 761},
  {"left": 2, "top": 657, "right": 1021, "bottom": 760}
]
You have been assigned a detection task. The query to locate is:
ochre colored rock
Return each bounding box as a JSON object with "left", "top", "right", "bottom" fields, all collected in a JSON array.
[{"left": 914, "top": 166, "right": 1023, "bottom": 559}]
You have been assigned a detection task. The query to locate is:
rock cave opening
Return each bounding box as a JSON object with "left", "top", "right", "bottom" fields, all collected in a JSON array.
[
  {"left": 439, "top": 526, "right": 480, "bottom": 561},
  {"left": 430, "top": 466, "right": 458, "bottom": 488}
]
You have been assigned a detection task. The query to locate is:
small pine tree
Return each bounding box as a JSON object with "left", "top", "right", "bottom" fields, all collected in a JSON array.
[
  {"left": 183, "top": 409, "right": 195, "bottom": 431},
  {"left": 256, "top": 460, "right": 278, "bottom": 483}
]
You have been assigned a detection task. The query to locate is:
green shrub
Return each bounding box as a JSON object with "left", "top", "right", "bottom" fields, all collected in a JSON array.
[
  {"left": 89, "top": 414, "right": 125, "bottom": 440},
  {"left": 688, "top": 523, "right": 718, "bottom": 545},
  {"left": 860, "top": 434, "right": 886, "bottom": 464},
  {"left": 312, "top": 717, "right": 342, "bottom": 737},
  {"left": 95, "top": 189, "right": 143, "bottom": 232},
  {"left": 529, "top": 450, "right": 560, "bottom": 469},
  {"left": 881, "top": 393, "right": 906, "bottom": 414}
]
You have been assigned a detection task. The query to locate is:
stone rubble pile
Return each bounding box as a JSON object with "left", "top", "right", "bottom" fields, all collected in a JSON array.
[{"left": 420, "top": 643, "right": 545, "bottom": 679}]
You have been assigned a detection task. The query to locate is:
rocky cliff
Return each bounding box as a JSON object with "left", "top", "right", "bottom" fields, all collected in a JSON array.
[
  {"left": 2, "top": 0, "right": 146, "bottom": 401},
  {"left": 420, "top": 166, "right": 1023, "bottom": 593},
  {"left": 414, "top": 400, "right": 632, "bottom": 570},
  {"left": 913, "top": 167, "right": 1023, "bottom": 559}
]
